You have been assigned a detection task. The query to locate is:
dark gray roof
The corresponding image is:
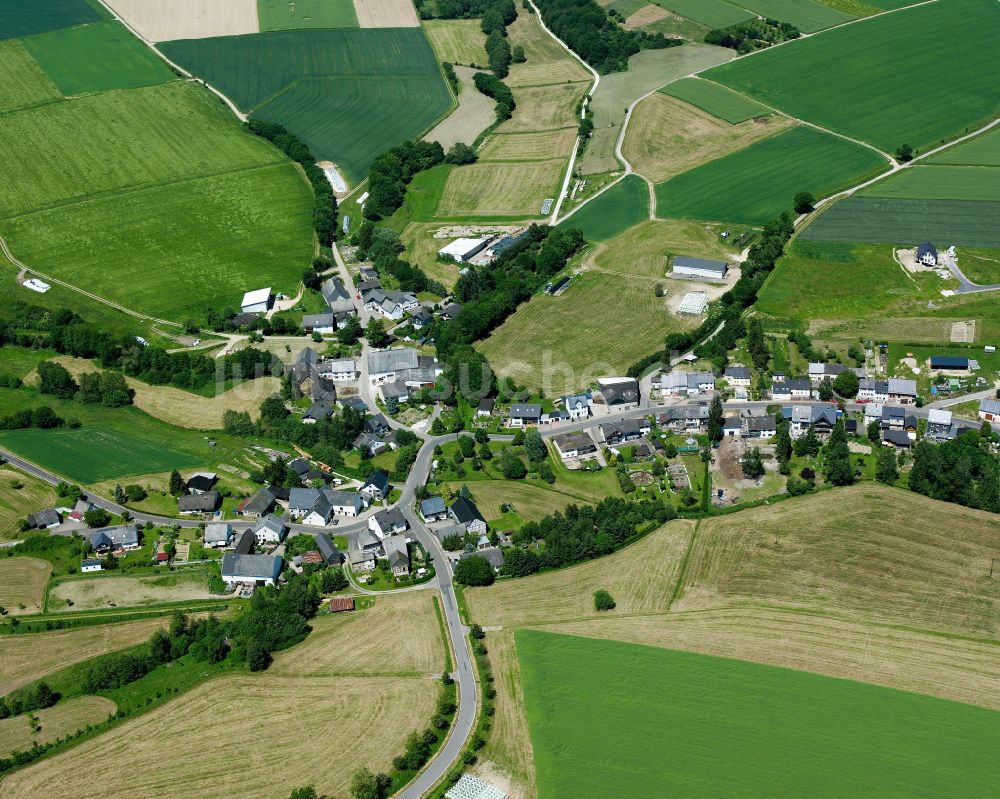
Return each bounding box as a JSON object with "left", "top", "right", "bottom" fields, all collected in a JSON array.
[
  {"left": 724, "top": 367, "right": 751, "bottom": 380},
  {"left": 601, "top": 380, "right": 640, "bottom": 406},
  {"left": 185, "top": 474, "right": 217, "bottom": 492},
  {"left": 234, "top": 529, "right": 255, "bottom": 554},
  {"left": 304, "top": 401, "right": 333, "bottom": 420},
  {"left": 450, "top": 496, "right": 485, "bottom": 526},
  {"left": 460, "top": 547, "right": 505, "bottom": 569},
  {"left": 363, "top": 470, "right": 390, "bottom": 494},
  {"left": 177, "top": 492, "right": 219, "bottom": 512},
  {"left": 221, "top": 553, "right": 283, "bottom": 581},
  {"left": 89, "top": 524, "right": 139, "bottom": 550},
  {"left": 28, "top": 508, "right": 61, "bottom": 528},
  {"left": 240, "top": 487, "right": 275, "bottom": 515},
  {"left": 882, "top": 430, "right": 911, "bottom": 447},
  {"left": 420, "top": 496, "right": 447, "bottom": 516},
  {"left": 315, "top": 533, "right": 342, "bottom": 564},
  {"left": 673, "top": 256, "right": 728, "bottom": 275},
  {"left": 509, "top": 403, "right": 541, "bottom": 417}
]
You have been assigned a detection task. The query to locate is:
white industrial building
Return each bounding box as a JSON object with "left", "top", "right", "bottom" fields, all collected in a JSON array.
[
  {"left": 438, "top": 237, "right": 488, "bottom": 262},
  {"left": 671, "top": 256, "right": 728, "bottom": 281},
  {"left": 240, "top": 287, "right": 273, "bottom": 314}
]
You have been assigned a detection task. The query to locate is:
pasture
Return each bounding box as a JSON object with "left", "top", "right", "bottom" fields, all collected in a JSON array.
[
  {"left": 703, "top": 0, "right": 1000, "bottom": 153},
  {"left": 504, "top": 10, "right": 590, "bottom": 88},
  {"left": 656, "top": 125, "right": 887, "bottom": 225},
  {"left": 436, "top": 160, "right": 565, "bottom": 217},
  {"left": 0, "top": 557, "right": 51, "bottom": 615},
  {"left": 928, "top": 127, "right": 1000, "bottom": 167},
  {"left": 0, "top": 617, "right": 172, "bottom": 696},
  {"left": 50, "top": 572, "right": 212, "bottom": 612},
  {"left": 559, "top": 174, "right": 649, "bottom": 241},
  {"left": 106, "top": 0, "right": 260, "bottom": 41},
  {"left": 580, "top": 44, "right": 731, "bottom": 175},
  {"left": 860, "top": 166, "right": 1000, "bottom": 201},
  {"left": 257, "top": 0, "right": 358, "bottom": 31},
  {"left": 735, "top": 0, "right": 853, "bottom": 31},
  {"left": 0, "top": 697, "right": 116, "bottom": 758},
  {"left": 0, "top": 464, "right": 58, "bottom": 541},
  {"left": 479, "top": 129, "right": 577, "bottom": 161},
  {"left": 518, "top": 631, "right": 1000, "bottom": 799},
  {"left": 0, "top": 426, "right": 202, "bottom": 483},
  {"left": 24, "top": 21, "right": 175, "bottom": 96},
  {"left": 624, "top": 91, "right": 791, "bottom": 183},
  {"left": 0, "top": 0, "right": 103, "bottom": 41},
  {"left": 0, "top": 40, "right": 60, "bottom": 113},
  {"left": 658, "top": 77, "right": 772, "bottom": 123},
  {"left": 799, "top": 196, "right": 1000, "bottom": 249},
  {"left": 423, "top": 19, "right": 487, "bottom": 66}
]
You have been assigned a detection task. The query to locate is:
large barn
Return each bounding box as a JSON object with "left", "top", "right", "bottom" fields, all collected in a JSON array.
[{"left": 672, "top": 256, "right": 729, "bottom": 281}]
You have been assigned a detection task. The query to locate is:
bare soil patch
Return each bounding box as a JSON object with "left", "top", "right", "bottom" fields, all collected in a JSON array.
[{"left": 623, "top": 4, "right": 670, "bottom": 30}]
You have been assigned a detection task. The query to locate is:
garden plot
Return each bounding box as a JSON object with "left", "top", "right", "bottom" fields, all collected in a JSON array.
[{"left": 105, "top": 0, "right": 260, "bottom": 41}]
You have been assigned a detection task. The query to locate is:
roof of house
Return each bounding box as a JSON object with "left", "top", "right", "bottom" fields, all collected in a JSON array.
[
  {"left": 509, "top": 403, "right": 542, "bottom": 417},
  {"left": 745, "top": 415, "right": 776, "bottom": 431},
  {"left": 561, "top": 393, "right": 590, "bottom": 411},
  {"left": 289, "top": 487, "right": 321, "bottom": 512},
  {"left": 323, "top": 489, "right": 363, "bottom": 511},
  {"left": 322, "top": 359, "right": 356, "bottom": 374},
  {"left": 917, "top": 241, "right": 938, "bottom": 259},
  {"left": 204, "top": 523, "right": 232, "bottom": 544},
  {"left": 89, "top": 525, "right": 139, "bottom": 550},
  {"left": 315, "top": 533, "right": 342, "bottom": 564},
  {"left": 724, "top": 367, "right": 751, "bottom": 380},
  {"left": 774, "top": 378, "right": 811, "bottom": 392},
  {"left": 930, "top": 355, "right": 969, "bottom": 369},
  {"left": 883, "top": 429, "right": 911, "bottom": 447},
  {"left": 673, "top": 256, "right": 728, "bottom": 275},
  {"left": 382, "top": 534, "right": 409, "bottom": 569},
  {"left": 600, "top": 379, "right": 640, "bottom": 406},
  {"left": 368, "top": 348, "right": 420, "bottom": 374},
  {"left": 859, "top": 379, "right": 889, "bottom": 393},
  {"left": 234, "top": 529, "right": 255, "bottom": 554},
  {"left": 221, "top": 553, "right": 283, "bottom": 581},
  {"left": 887, "top": 378, "right": 917, "bottom": 395},
  {"left": 241, "top": 287, "right": 272, "bottom": 307},
  {"left": 185, "top": 473, "right": 217, "bottom": 492},
  {"left": 289, "top": 458, "right": 311, "bottom": 475},
  {"left": 363, "top": 470, "right": 390, "bottom": 494},
  {"left": 302, "top": 313, "right": 335, "bottom": 328},
  {"left": 238, "top": 487, "right": 275, "bottom": 515},
  {"left": 980, "top": 398, "right": 1000, "bottom": 416},
  {"left": 303, "top": 401, "right": 333, "bottom": 421},
  {"left": 723, "top": 416, "right": 742, "bottom": 430},
  {"left": 421, "top": 496, "right": 447, "bottom": 517},
  {"left": 554, "top": 432, "right": 596, "bottom": 452},
  {"left": 28, "top": 508, "right": 60, "bottom": 528},
  {"left": 177, "top": 492, "right": 219, "bottom": 512},
  {"left": 321, "top": 278, "right": 352, "bottom": 307},
  {"left": 927, "top": 408, "right": 953, "bottom": 426},
  {"left": 373, "top": 506, "right": 407, "bottom": 531},
  {"left": 882, "top": 405, "right": 905, "bottom": 420},
  {"left": 808, "top": 362, "right": 850, "bottom": 376},
  {"left": 450, "top": 496, "right": 485, "bottom": 526},
  {"left": 461, "top": 547, "right": 505, "bottom": 570},
  {"left": 253, "top": 513, "right": 285, "bottom": 536},
  {"left": 477, "top": 398, "right": 494, "bottom": 412},
  {"left": 601, "top": 417, "right": 647, "bottom": 438}
]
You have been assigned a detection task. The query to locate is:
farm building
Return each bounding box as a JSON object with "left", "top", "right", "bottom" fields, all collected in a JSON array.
[
  {"left": 27, "top": 508, "right": 61, "bottom": 529},
  {"left": 240, "top": 287, "right": 273, "bottom": 314},
  {"left": 439, "top": 237, "right": 489, "bottom": 262},
  {"left": 316, "top": 533, "right": 343, "bottom": 565},
  {"left": 81, "top": 559, "right": 103, "bottom": 573},
  {"left": 930, "top": 355, "right": 969, "bottom": 371},
  {"left": 221, "top": 553, "right": 283, "bottom": 587},
  {"left": 177, "top": 491, "right": 220, "bottom": 515},
  {"left": 672, "top": 256, "right": 728, "bottom": 281},
  {"left": 237, "top": 487, "right": 276, "bottom": 517},
  {"left": 368, "top": 348, "right": 420, "bottom": 383},
  {"left": 185, "top": 473, "right": 217, "bottom": 494},
  {"left": 916, "top": 241, "right": 938, "bottom": 266},
  {"left": 660, "top": 371, "right": 715, "bottom": 397},
  {"left": 329, "top": 596, "right": 355, "bottom": 613},
  {"left": 677, "top": 291, "right": 709, "bottom": 314},
  {"left": 888, "top": 378, "right": 917, "bottom": 404}
]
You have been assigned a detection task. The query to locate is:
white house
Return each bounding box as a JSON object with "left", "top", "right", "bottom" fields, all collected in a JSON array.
[
  {"left": 369, "top": 507, "right": 408, "bottom": 539},
  {"left": 917, "top": 241, "right": 938, "bottom": 266},
  {"left": 671, "top": 256, "right": 728, "bottom": 281},
  {"left": 361, "top": 471, "right": 390, "bottom": 502},
  {"left": 508, "top": 403, "right": 542, "bottom": 426},
  {"left": 771, "top": 378, "right": 812, "bottom": 401},
  {"left": 857, "top": 379, "right": 889, "bottom": 403},
  {"left": 420, "top": 496, "right": 448, "bottom": 522},
  {"left": 302, "top": 313, "right": 335, "bottom": 335},
  {"left": 887, "top": 378, "right": 917, "bottom": 404},
  {"left": 81, "top": 559, "right": 103, "bottom": 573},
  {"left": 301, "top": 494, "right": 333, "bottom": 526},
  {"left": 560, "top": 393, "right": 590, "bottom": 421},
  {"left": 553, "top": 432, "right": 598, "bottom": 461},
  {"left": 363, "top": 289, "right": 404, "bottom": 321},
  {"left": 327, "top": 490, "right": 364, "bottom": 517},
  {"left": 660, "top": 371, "right": 715, "bottom": 398},
  {"left": 320, "top": 359, "right": 358, "bottom": 382},
  {"left": 449, "top": 497, "right": 487, "bottom": 536},
  {"left": 438, "top": 237, "right": 488, "bottom": 263},
  {"left": 252, "top": 514, "right": 286, "bottom": 545},
  {"left": 724, "top": 366, "right": 751, "bottom": 389},
  {"left": 241, "top": 287, "right": 273, "bottom": 314}
]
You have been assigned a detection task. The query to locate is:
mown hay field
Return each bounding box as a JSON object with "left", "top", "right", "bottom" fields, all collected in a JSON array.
[
  {"left": 0, "top": 464, "right": 58, "bottom": 541},
  {"left": 50, "top": 572, "right": 212, "bottom": 613},
  {"left": 0, "top": 0, "right": 103, "bottom": 41},
  {"left": 108, "top": 0, "right": 260, "bottom": 40},
  {"left": 0, "top": 426, "right": 202, "bottom": 483},
  {"left": 23, "top": 21, "right": 174, "bottom": 96},
  {"left": 558, "top": 174, "right": 649, "bottom": 241},
  {"left": 860, "top": 165, "right": 1000, "bottom": 201},
  {"left": 437, "top": 160, "right": 565, "bottom": 217},
  {"left": 479, "top": 129, "right": 577, "bottom": 162},
  {"left": 422, "top": 19, "right": 486, "bottom": 65},
  {"left": 656, "top": 125, "right": 887, "bottom": 225},
  {"left": 625, "top": 92, "right": 791, "bottom": 183},
  {"left": 652, "top": 0, "right": 750, "bottom": 27},
  {"left": 0, "top": 557, "right": 51, "bottom": 615},
  {"left": 0, "top": 617, "right": 172, "bottom": 696},
  {"left": 587, "top": 217, "right": 738, "bottom": 278},
  {"left": 659, "top": 76, "right": 772, "bottom": 124},
  {"left": 704, "top": 0, "right": 1000, "bottom": 153},
  {"left": 736, "top": 0, "right": 853, "bottom": 31},
  {"left": 928, "top": 127, "right": 1000, "bottom": 167},
  {"left": 504, "top": 10, "right": 590, "bottom": 88},
  {"left": 518, "top": 631, "right": 1000, "bottom": 799},
  {"left": 0, "top": 39, "right": 60, "bottom": 113},
  {"left": 353, "top": 0, "right": 420, "bottom": 27},
  {"left": 0, "top": 697, "right": 116, "bottom": 758},
  {"left": 257, "top": 0, "right": 358, "bottom": 31},
  {"left": 499, "top": 82, "right": 587, "bottom": 134}
]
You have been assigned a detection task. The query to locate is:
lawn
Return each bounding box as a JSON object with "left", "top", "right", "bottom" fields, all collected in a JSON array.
[
  {"left": 800, "top": 197, "right": 1000, "bottom": 249},
  {"left": 23, "top": 20, "right": 174, "bottom": 95},
  {"left": 0, "top": 426, "right": 203, "bottom": 483},
  {"left": 624, "top": 91, "right": 792, "bottom": 183},
  {"left": 658, "top": 76, "right": 772, "bottom": 123},
  {"left": 0, "top": 557, "right": 51, "bottom": 615},
  {"left": 518, "top": 630, "right": 1000, "bottom": 799},
  {"left": 437, "top": 160, "right": 565, "bottom": 218},
  {"left": 927, "top": 127, "right": 1000, "bottom": 167},
  {"left": 0, "top": 0, "right": 103, "bottom": 41},
  {"left": 422, "top": 19, "right": 487, "bottom": 66},
  {"left": 703, "top": 0, "right": 1000, "bottom": 153},
  {"left": 735, "top": 0, "right": 854, "bottom": 31},
  {"left": 656, "top": 125, "right": 888, "bottom": 225},
  {"left": 0, "top": 463, "right": 58, "bottom": 541},
  {"left": 0, "top": 696, "right": 116, "bottom": 758},
  {"left": 257, "top": 0, "right": 359, "bottom": 30},
  {"left": 0, "top": 40, "right": 60, "bottom": 113},
  {"left": 559, "top": 174, "right": 649, "bottom": 241},
  {"left": 161, "top": 27, "right": 452, "bottom": 182},
  {"left": 860, "top": 166, "right": 1000, "bottom": 201}
]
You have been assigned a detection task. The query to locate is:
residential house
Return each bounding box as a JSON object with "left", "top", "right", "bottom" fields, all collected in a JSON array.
[
  {"left": 27, "top": 508, "right": 61, "bottom": 529},
  {"left": 887, "top": 378, "right": 917, "bottom": 405},
  {"left": 449, "top": 496, "right": 487, "bottom": 535},
  {"left": 177, "top": 491, "right": 220, "bottom": 515},
  {"left": 881, "top": 405, "right": 906, "bottom": 430},
  {"left": 362, "top": 289, "right": 404, "bottom": 321},
  {"left": 288, "top": 488, "right": 321, "bottom": 519},
  {"left": 322, "top": 278, "right": 356, "bottom": 316},
  {"left": 410, "top": 307, "right": 432, "bottom": 330},
  {"left": 89, "top": 525, "right": 140, "bottom": 553},
  {"left": 354, "top": 431, "right": 389, "bottom": 457},
  {"left": 660, "top": 371, "right": 714, "bottom": 398},
  {"left": 600, "top": 418, "right": 649, "bottom": 445},
  {"left": 460, "top": 547, "right": 504, "bottom": 572},
  {"left": 349, "top": 530, "right": 383, "bottom": 572},
  {"left": 744, "top": 415, "right": 777, "bottom": 439},
  {"left": 979, "top": 398, "right": 1000, "bottom": 423},
  {"left": 724, "top": 366, "right": 752, "bottom": 395},
  {"left": 857, "top": 379, "right": 889, "bottom": 403},
  {"left": 303, "top": 400, "right": 333, "bottom": 424},
  {"left": 771, "top": 378, "right": 812, "bottom": 402},
  {"left": 508, "top": 403, "right": 542, "bottom": 427},
  {"left": 722, "top": 416, "right": 743, "bottom": 437},
  {"left": 221, "top": 553, "right": 283, "bottom": 587},
  {"left": 358, "top": 267, "right": 379, "bottom": 283},
  {"left": 234, "top": 529, "right": 255, "bottom": 555},
  {"left": 599, "top": 378, "right": 640, "bottom": 410},
  {"left": 252, "top": 514, "right": 286, "bottom": 544},
  {"left": 369, "top": 506, "right": 408, "bottom": 539},
  {"left": 560, "top": 392, "right": 591, "bottom": 421},
  {"left": 301, "top": 493, "right": 333, "bottom": 526},
  {"left": 553, "top": 432, "right": 598, "bottom": 460},
  {"left": 204, "top": 523, "right": 233, "bottom": 548},
  {"left": 476, "top": 398, "right": 494, "bottom": 417},
  {"left": 382, "top": 535, "right": 411, "bottom": 577},
  {"left": 316, "top": 533, "right": 343, "bottom": 565},
  {"left": 657, "top": 404, "right": 708, "bottom": 432},
  {"left": 327, "top": 490, "right": 364, "bottom": 517},
  {"left": 320, "top": 359, "right": 358, "bottom": 382},
  {"left": 790, "top": 405, "right": 837, "bottom": 439},
  {"left": 302, "top": 313, "right": 336, "bottom": 335},
  {"left": 185, "top": 473, "right": 218, "bottom": 494},
  {"left": 439, "top": 302, "right": 462, "bottom": 321},
  {"left": 807, "top": 363, "right": 858, "bottom": 384},
  {"left": 882, "top": 429, "right": 912, "bottom": 449},
  {"left": 420, "top": 496, "right": 448, "bottom": 522},
  {"left": 368, "top": 348, "right": 420, "bottom": 383},
  {"left": 361, "top": 471, "right": 390, "bottom": 502},
  {"left": 916, "top": 241, "right": 938, "bottom": 266},
  {"left": 380, "top": 381, "right": 410, "bottom": 404},
  {"left": 236, "top": 487, "right": 275, "bottom": 518}
]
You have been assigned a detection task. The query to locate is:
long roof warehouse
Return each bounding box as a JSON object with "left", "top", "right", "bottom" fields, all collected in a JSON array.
[{"left": 672, "top": 256, "right": 728, "bottom": 281}]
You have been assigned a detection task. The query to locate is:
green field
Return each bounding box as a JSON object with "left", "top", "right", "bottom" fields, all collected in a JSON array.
[
  {"left": 0, "top": 427, "right": 203, "bottom": 483},
  {"left": 653, "top": 0, "right": 751, "bottom": 27},
  {"left": 24, "top": 21, "right": 174, "bottom": 96},
  {"left": 703, "top": 0, "right": 1000, "bottom": 153},
  {"left": 658, "top": 77, "right": 772, "bottom": 123},
  {"left": 519, "top": 631, "right": 1000, "bottom": 799},
  {"left": 860, "top": 166, "right": 1000, "bottom": 201},
  {"left": 0, "top": 0, "right": 103, "bottom": 41},
  {"left": 735, "top": 0, "right": 853, "bottom": 31},
  {"left": 927, "top": 128, "right": 1000, "bottom": 166},
  {"left": 800, "top": 197, "right": 1000, "bottom": 248},
  {"left": 0, "top": 39, "right": 60, "bottom": 112},
  {"left": 161, "top": 28, "right": 451, "bottom": 182},
  {"left": 656, "top": 125, "right": 887, "bottom": 225},
  {"left": 559, "top": 175, "right": 649, "bottom": 241},
  {"left": 257, "top": 0, "right": 359, "bottom": 30}
]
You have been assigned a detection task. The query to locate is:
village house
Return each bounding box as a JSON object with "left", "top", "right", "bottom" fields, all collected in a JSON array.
[
  {"left": 382, "top": 534, "right": 411, "bottom": 577},
  {"left": 221, "top": 553, "right": 283, "bottom": 587},
  {"left": 476, "top": 398, "right": 494, "bottom": 418},
  {"left": 349, "top": 530, "right": 383, "bottom": 572},
  {"left": 808, "top": 363, "right": 862, "bottom": 384},
  {"left": 318, "top": 359, "right": 358, "bottom": 382},
  {"left": 380, "top": 381, "right": 410, "bottom": 404},
  {"left": 252, "top": 514, "right": 286, "bottom": 544},
  {"left": 560, "top": 392, "right": 591, "bottom": 421},
  {"left": 659, "top": 371, "right": 715, "bottom": 398},
  {"left": 461, "top": 547, "right": 505, "bottom": 573},
  {"left": 303, "top": 400, "right": 334, "bottom": 424},
  {"left": 598, "top": 378, "right": 640, "bottom": 410},
  {"left": 916, "top": 241, "right": 938, "bottom": 267},
  {"left": 657, "top": 405, "right": 708, "bottom": 432},
  {"left": 887, "top": 378, "right": 917, "bottom": 405},
  {"left": 81, "top": 559, "right": 103, "bottom": 573},
  {"left": 177, "top": 491, "right": 220, "bottom": 515},
  {"left": 27, "top": 508, "right": 61, "bottom": 529},
  {"left": 789, "top": 405, "right": 837, "bottom": 439},
  {"left": 744, "top": 415, "right": 777, "bottom": 439},
  {"left": 770, "top": 378, "right": 812, "bottom": 402},
  {"left": 882, "top": 429, "right": 912, "bottom": 449},
  {"left": 722, "top": 416, "right": 743, "bottom": 437},
  {"left": 508, "top": 403, "right": 542, "bottom": 427},
  {"left": 857, "top": 379, "right": 889, "bottom": 403},
  {"left": 979, "top": 398, "right": 1000, "bottom": 423},
  {"left": 724, "top": 366, "right": 752, "bottom": 392},
  {"left": 420, "top": 496, "right": 448, "bottom": 522},
  {"left": 600, "top": 418, "right": 650, "bottom": 445},
  {"left": 553, "top": 432, "right": 599, "bottom": 461},
  {"left": 369, "top": 506, "right": 408, "bottom": 539},
  {"left": 449, "top": 496, "right": 487, "bottom": 536},
  {"left": 204, "top": 522, "right": 233, "bottom": 549},
  {"left": 316, "top": 533, "right": 343, "bottom": 565},
  {"left": 89, "top": 524, "right": 140, "bottom": 553},
  {"left": 236, "top": 487, "right": 276, "bottom": 518},
  {"left": 322, "top": 278, "right": 356, "bottom": 317},
  {"left": 361, "top": 471, "right": 391, "bottom": 502},
  {"left": 927, "top": 408, "right": 954, "bottom": 440},
  {"left": 302, "top": 313, "right": 336, "bottom": 335}
]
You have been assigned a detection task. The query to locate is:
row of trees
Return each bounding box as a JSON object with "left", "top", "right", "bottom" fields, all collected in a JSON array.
[
  {"left": 38, "top": 360, "right": 133, "bottom": 408},
  {"left": 705, "top": 17, "right": 800, "bottom": 54},
  {"left": 0, "top": 405, "right": 66, "bottom": 431},
  {"left": 473, "top": 70, "right": 516, "bottom": 123},
  {"left": 364, "top": 140, "right": 446, "bottom": 220}
]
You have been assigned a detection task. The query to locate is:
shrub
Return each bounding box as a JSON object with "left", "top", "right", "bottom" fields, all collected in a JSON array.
[{"left": 593, "top": 589, "right": 616, "bottom": 611}]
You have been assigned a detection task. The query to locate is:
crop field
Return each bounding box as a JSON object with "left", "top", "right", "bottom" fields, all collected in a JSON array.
[
  {"left": 480, "top": 129, "right": 577, "bottom": 161},
  {"left": 0, "top": 82, "right": 284, "bottom": 219},
  {"left": 0, "top": 697, "right": 116, "bottom": 758},
  {"left": 580, "top": 44, "right": 731, "bottom": 175},
  {"left": 0, "top": 0, "right": 103, "bottom": 41},
  {"left": 0, "top": 557, "right": 51, "bottom": 615},
  {"left": 0, "top": 40, "right": 60, "bottom": 113},
  {"left": 161, "top": 28, "right": 450, "bottom": 181},
  {"left": 0, "top": 427, "right": 202, "bottom": 483},
  {"left": 519, "top": 631, "right": 1000, "bottom": 799},
  {"left": 860, "top": 166, "right": 1000, "bottom": 201},
  {"left": 0, "top": 464, "right": 58, "bottom": 541},
  {"left": 658, "top": 77, "right": 772, "bottom": 123},
  {"left": 499, "top": 82, "right": 587, "bottom": 134},
  {"left": 107, "top": 0, "right": 260, "bottom": 41},
  {"left": 422, "top": 19, "right": 487, "bottom": 66},
  {"left": 50, "top": 572, "right": 212, "bottom": 612},
  {"left": 0, "top": 617, "right": 172, "bottom": 696},
  {"left": 437, "top": 159, "right": 565, "bottom": 217},
  {"left": 735, "top": 0, "right": 853, "bottom": 31},
  {"left": 504, "top": 10, "right": 590, "bottom": 88},
  {"left": 656, "top": 125, "right": 887, "bottom": 225},
  {"left": 928, "top": 127, "right": 1000, "bottom": 167},
  {"left": 800, "top": 196, "right": 1000, "bottom": 249},
  {"left": 703, "top": 0, "right": 1000, "bottom": 153},
  {"left": 353, "top": 0, "right": 420, "bottom": 27},
  {"left": 624, "top": 92, "right": 792, "bottom": 183},
  {"left": 24, "top": 21, "right": 175, "bottom": 96},
  {"left": 560, "top": 175, "right": 649, "bottom": 241},
  {"left": 258, "top": 0, "right": 358, "bottom": 31},
  {"left": 2, "top": 163, "right": 314, "bottom": 319}
]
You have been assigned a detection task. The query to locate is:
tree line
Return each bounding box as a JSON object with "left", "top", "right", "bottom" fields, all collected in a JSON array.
[{"left": 705, "top": 17, "right": 800, "bottom": 54}]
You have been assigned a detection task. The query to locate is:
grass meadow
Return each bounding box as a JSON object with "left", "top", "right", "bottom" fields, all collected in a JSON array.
[
  {"left": 651, "top": 0, "right": 750, "bottom": 27},
  {"left": 437, "top": 160, "right": 565, "bottom": 218},
  {"left": 559, "top": 174, "right": 649, "bottom": 241},
  {"left": 0, "top": 463, "right": 58, "bottom": 540},
  {"left": 928, "top": 127, "right": 1000, "bottom": 167},
  {"left": 0, "top": 557, "right": 51, "bottom": 615},
  {"left": 735, "top": 0, "right": 853, "bottom": 31},
  {"left": 860, "top": 166, "right": 1000, "bottom": 201},
  {"left": 0, "top": 40, "right": 60, "bottom": 113},
  {"left": 0, "top": 696, "right": 116, "bottom": 758},
  {"left": 50, "top": 571, "right": 212, "bottom": 612},
  {"left": 422, "top": 19, "right": 487, "bottom": 66},
  {"left": 703, "top": 0, "right": 1000, "bottom": 153},
  {"left": 518, "top": 630, "right": 1000, "bottom": 799},
  {"left": 0, "top": 0, "right": 103, "bottom": 41},
  {"left": 503, "top": 9, "right": 590, "bottom": 88},
  {"left": 659, "top": 77, "right": 771, "bottom": 123},
  {"left": 656, "top": 125, "right": 887, "bottom": 224},
  {"left": 257, "top": 0, "right": 359, "bottom": 30}
]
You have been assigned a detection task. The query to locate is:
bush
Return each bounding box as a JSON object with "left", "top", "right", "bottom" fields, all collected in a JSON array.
[
  {"left": 453, "top": 556, "right": 495, "bottom": 586},
  {"left": 593, "top": 589, "right": 616, "bottom": 611}
]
